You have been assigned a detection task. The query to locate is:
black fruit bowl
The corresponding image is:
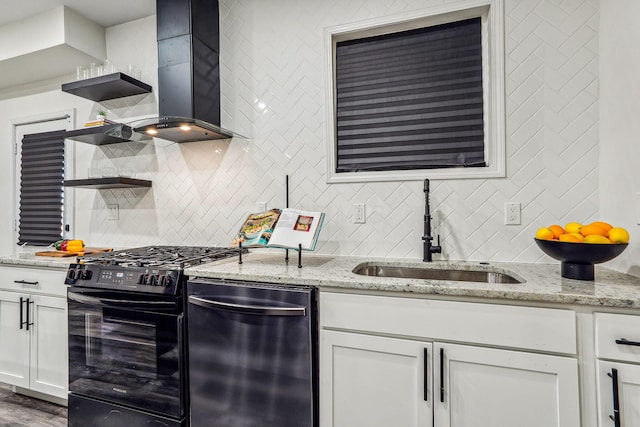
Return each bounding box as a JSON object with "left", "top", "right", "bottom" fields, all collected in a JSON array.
[{"left": 534, "top": 238, "right": 628, "bottom": 280}]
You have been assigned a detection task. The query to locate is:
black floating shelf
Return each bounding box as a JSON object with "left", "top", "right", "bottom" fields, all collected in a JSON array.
[
  {"left": 65, "top": 123, "right": 138, "bottom": 145},
  {"left": 61, "top": 72, "right": 152, "bottom": 102},
  {"left": 64, "top": 177, "right": 152, "bottom": 189}
]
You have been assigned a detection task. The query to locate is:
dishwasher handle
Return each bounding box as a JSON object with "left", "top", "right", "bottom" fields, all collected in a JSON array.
[{"left": 188, "top": 295, "right": 306, "bottom": 316}]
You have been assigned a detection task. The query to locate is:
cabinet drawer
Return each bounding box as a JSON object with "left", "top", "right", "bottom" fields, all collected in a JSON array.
[
  {"left": 0, "top": 266, "right": 67, "bottom": 297},
  {"left": 320, "top": 292, "right": 577, "bottom": 354},
  {"left": 595, "top": 312, "right": 640, "bottom": 363}
]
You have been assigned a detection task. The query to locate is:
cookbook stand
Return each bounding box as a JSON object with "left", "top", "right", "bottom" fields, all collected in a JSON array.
[
  {"left": 237, "top": 175, "right": 306, "bottom": 268},
  {"left": 238, "top": 241, "right": 304, "bottom": 268}
]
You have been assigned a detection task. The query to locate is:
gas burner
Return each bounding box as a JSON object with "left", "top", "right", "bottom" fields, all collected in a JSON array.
[
  {"left": 79, "top": 246, "right": 243, "bottom": 269},
  {"left": 68, "top": 246, "right": 245, "bottom": 295}
]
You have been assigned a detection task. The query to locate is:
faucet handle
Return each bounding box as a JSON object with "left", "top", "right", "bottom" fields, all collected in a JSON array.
[{"left": 431, "top": 235, "right": 442, "bottom": 254}]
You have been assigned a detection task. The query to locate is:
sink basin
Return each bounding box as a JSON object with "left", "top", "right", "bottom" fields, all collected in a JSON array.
[{"left": 353, "top": 264, "right": 522, "bottom": 284}]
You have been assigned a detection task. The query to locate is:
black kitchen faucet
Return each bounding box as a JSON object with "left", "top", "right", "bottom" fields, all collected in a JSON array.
[{"left": 422, "top": 178, "right": 442, "bottom": 262}]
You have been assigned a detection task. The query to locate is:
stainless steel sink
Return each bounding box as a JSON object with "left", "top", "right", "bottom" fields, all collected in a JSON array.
[{"left": 353, "top": 264, "right": 522, "bottom": 284}]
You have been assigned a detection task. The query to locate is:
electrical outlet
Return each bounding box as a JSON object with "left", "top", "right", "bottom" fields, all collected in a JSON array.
[
  {"left": 107, "top": 204, "right": 119, "bottom": 221},
  {"left": 257, "top": 201, "right": 267, "bottom": 212},
  {"left": 353, "top": 203, "right": 366, "bottom": 224},
  {"left": 504, "top": 202, "right": 521, "bottom": 225}
]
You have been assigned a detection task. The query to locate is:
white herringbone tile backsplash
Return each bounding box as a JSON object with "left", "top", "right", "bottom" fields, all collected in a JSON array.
[{"left": 77, "top": 0, "right": 601, "bottom": 263}]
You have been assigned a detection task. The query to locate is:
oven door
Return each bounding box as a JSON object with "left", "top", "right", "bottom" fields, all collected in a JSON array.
[{"left": 67, "top": 288, "right": 184, "bottom": 418}]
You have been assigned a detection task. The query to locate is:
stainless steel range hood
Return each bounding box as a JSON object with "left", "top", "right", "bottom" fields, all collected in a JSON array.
[{"left": 135, "top": 0, "right": 239, "bottom": 143}]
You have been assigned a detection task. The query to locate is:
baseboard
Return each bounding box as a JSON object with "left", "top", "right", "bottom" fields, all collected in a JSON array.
[{"left": 14, "top": 386, "right": 68, "bottom": 407}]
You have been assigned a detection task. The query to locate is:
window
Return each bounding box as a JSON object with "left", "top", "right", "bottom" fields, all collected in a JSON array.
[
  {"left": 17, "top": 130, "right": 67, "bottom": 246},
  {"left": 325, "top": 1, "right": 504, "bottom": 183}
]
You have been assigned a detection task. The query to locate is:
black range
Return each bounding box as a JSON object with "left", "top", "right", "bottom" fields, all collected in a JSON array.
[{"left": 65, "top": 246, "right": 241, "bottom": 427}]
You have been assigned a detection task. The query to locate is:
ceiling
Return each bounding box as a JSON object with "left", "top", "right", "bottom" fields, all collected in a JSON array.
[{"left": 0, "top": 0, "right": 155, "bottom": 28}]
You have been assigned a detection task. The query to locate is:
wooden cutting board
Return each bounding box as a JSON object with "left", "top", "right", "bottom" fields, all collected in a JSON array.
[
  {"left": 35, "top": 250, "right": 79, "bottom": 257},
  {"left": 35, "top": 247, "right": 112, "bottom": 257}
]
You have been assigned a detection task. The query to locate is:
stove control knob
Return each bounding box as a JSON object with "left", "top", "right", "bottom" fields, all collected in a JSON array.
[
  {"left": 137, "top": 273, "right": 144, "bottom": 285},
  {"left": 158, "top": 275, "right": 166, "bottom": 287},
  {"left": 164, "top": 276, "right": 173, "bottom": 287},
  {"left": 73, "top": 269, "right": 83, "bottom": 280},
  {"left": 148, "top": 275, "right": 157, "bottom": 286},
  {"left": 81, "top": 270, "right": 92, "bottom": 280},
  {"left": 66, "top": 269, "right": 76, "bottom": 280}
]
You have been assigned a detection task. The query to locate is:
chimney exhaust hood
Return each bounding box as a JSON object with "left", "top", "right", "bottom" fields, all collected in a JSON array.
[
  {"left": 134, "top": 0, "right": 239, "bottom": 142},
  {"left": 134, "top": 116, "right": 233, "bottom": 143}
]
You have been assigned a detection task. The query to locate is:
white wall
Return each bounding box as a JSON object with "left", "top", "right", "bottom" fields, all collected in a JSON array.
[
  {"left": 4, "top": 0, "right": 634, "bottom": 275},
  {"left": 599, "top": 0, "right": 640, "bottom": 274}
]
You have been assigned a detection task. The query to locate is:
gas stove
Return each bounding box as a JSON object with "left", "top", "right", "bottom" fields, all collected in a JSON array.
[{"left": 65, "top": 246, "right": 242, "bottom": 295}]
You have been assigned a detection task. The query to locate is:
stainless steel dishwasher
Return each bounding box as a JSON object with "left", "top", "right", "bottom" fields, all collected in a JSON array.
[{"left": 186, "top": 279, "right": 318, "bottom": 427}]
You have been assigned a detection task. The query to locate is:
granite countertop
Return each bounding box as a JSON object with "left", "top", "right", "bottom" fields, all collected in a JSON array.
[
  {"left": 185, "top": 250, "right": 640, "bottom": 309},
  {"left": 0, "top": 254, "right": 77, "bottom": 269}
]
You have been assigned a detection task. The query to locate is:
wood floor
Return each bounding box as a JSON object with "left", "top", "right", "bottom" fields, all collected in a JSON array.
[{"left": 0, "top": 384, "right": 67, "bottom": 427}]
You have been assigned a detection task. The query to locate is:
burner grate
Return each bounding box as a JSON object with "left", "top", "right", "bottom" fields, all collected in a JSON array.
[{"left": 79, "top": 246, "right": 243, "bottom": 269}]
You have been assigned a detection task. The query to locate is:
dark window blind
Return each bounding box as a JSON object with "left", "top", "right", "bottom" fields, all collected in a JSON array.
[
  {"left": 335, "top": 17, "right": 486, "bottom": 172},
  {"left": 17, "top": 130, "right": 66, "bottom": 246}
]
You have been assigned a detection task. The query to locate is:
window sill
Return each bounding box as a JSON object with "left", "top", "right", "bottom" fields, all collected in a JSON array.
[{"left": 327, "top": 164, "right": 505, "bottom": 184}]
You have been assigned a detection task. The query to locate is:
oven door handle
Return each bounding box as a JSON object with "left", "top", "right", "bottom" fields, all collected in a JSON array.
[
  {"left": 68, "top": 291, "right": 176, "bottom": 308},
  {"left": 188, "top": 295, "right": 306, "bottom": 316}
]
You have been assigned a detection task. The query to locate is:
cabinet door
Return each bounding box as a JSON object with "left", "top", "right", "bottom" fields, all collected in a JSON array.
[
  {"left": 29, "top": 295, "right": 68, "bottom": 399},
  {"left": 434, "top": 342, "right": 580, "bottom": 427},
  {"left": 597, "top": 361, "right": 640, "bottom": 426},
  {"left": 0, "top": 290, "right": 30, "bottom": 388},
  {"left": 321, "top": 330, "right": 432, "bottom": 427}
]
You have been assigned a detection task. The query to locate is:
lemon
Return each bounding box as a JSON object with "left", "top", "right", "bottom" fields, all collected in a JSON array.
[
  {"left": 564, "top": 222, "right": 582, "bottom": 234},
  {"left": 559, "top": 233, "right": 582, "bottom": 242},
  {"left": 584, "top": 235, "right": 611, "bottom": 244},
  {"left": 608, "top": 227, "right": 630, "bottom": 244},
  {"left": 535, "top": 227, "right": 554, "bottom": 240}
]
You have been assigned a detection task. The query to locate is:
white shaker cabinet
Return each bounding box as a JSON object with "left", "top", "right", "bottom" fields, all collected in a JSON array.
[
  {"left": 322, "top": 330, "right": 433, "bottom": 427},
  {"left": 435, "top": 342, "right": 579, "bottom": 427},
  {"left": 0, "top": 290, "right": 31, "bottom": 387},
  {"left": 320, "top": 292, "right": 581, "bottom": 427},
  {"left": 0, "top": 265, "right": 68, "bottom": 400},
  {"left": 595, "top": 312, "right": 640, "bottom": 426}
]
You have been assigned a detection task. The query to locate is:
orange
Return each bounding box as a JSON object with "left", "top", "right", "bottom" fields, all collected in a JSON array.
[
  {"left": 559, "top": 233, "right": 582, "bottom": 242},
  {"left": 584, "top": 235, "right": 611, "bottom": 244},
  {"left": 580, "top": 224, "right": 608, "bottom": 237},
  {"left": 590, "top": 221, "right": 613, "bottom": 232},
  {"left": 569, "top": 233, "right": 585, "bottom": 241},
  {"left": 565, "top": 222, "right": 582, "bottom": 234},
  {"left": 548, "top": 224, "right": 565, "bottom": 239},
  {"left": 608, "top": 227, "right": 630, "bottom": 244},
  {"left": 535, "top": 227, "right": 554, "bottom": 240}
]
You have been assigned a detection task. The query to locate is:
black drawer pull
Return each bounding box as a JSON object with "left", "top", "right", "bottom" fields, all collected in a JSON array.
[
  {"left": 14, "top": 280, "right": 39, "bottom": 286},
  {"left": 615, "top": 338, "right": 640, "bottom": 347}
]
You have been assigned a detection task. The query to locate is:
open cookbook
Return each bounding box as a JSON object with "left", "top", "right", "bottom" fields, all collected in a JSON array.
[{"left": 230, "top": 208, "right": 325, "bottom": 251}]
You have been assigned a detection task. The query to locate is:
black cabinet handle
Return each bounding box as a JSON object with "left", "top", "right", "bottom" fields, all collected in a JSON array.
[
  {"left": 423, "top": 348, "right": 428, "bottom": 401},
  {"left": 25, "top": 298, "right": 33, "bottom": 331},
  {"left": 19, "top": 297, "right": 24, "bottom": 330},
  {"left": 440, "top": 347, "right": 445, "bottom": 403},
  {"left": 14, "top": 280, "right": 38, "bottom": 286},
  {"left": 615, "top": 338, "right": 640, "bottom": 347},
  {"left": 607, "top": 368, "right": 621, "bottom": 427}
]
